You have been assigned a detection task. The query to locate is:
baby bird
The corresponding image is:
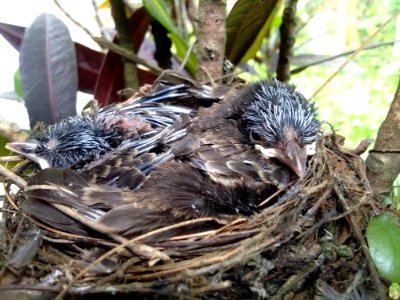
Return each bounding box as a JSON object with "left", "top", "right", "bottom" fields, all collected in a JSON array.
[
  {"left": 21, "top": 80, "right": 320, "bottom": 238},
  {"left": 7, "top": 76, "right": 220, "bottom": 169}
]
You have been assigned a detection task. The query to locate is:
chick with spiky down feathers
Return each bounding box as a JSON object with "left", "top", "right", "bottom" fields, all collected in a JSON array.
[
  {"left": 7, "top": 73, "right": 220, "bottom": 169},
  {"left": 21, "top": 80, "right": 320, "bottom": 238}
]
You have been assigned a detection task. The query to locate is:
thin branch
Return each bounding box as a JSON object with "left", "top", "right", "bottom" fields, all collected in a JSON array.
[
  {"left": 0, "top": 163, "right": 27, "bottom": 189},
  {"left": 109, "top": 0, "right": 139, "bottom": 89},
  {"left": 178, "top": 41, "right": 196, "bottom": 74},
  {"left": 53, "top": 0, "right": 93, "bottom": 37},
  {"left": 310, "top": 12, "right": 399, "bottom": 99},
  {"left": 276, "top": 0, "right": 298, "bottom": 82},
  {"left": 333, "top": 184, "right": 387, "bottom": 300},
  {"left": 53, "top": 0, "right": 163, "bottom": 75},
  {"left": 291, "top": 40, "right": 400, "bottom": 75},
  {"left": 90, "top": 0, "right": 105, "bottom": 39},
  {"left": 94, "top": 37, "right": 163, "bottom": 74}
]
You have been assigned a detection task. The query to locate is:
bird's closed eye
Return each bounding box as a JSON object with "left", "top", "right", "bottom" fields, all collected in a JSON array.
[{"left": 248, "top": 130, "right": 262, "bottom": 143}]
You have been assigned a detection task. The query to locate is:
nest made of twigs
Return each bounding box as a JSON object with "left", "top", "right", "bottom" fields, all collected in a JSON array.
[{"left": 0, "top": 134, "right": 379, "bottom": 299}]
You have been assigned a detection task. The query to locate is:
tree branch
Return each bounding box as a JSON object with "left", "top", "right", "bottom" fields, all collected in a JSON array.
[
  {"left": 291, "top": 40, "right": 400, "bottom": 75},
  {"left": 366, "top": 78, "right": 400, "bottom": 199},
  {"left": 53, "top": 0, "right": 163, "bottom": 75},
  {"left": 109, "top": 0, "right": 139, "bottom": 89},
  {"left": 276, "top": 0, "right": 298, "bottom": 82},
  {"left": 90, "top": 0, "right": 105, "bottom": 39},
  {"left": 196, "top": 0, "right": 226, "bottom": 82},
  {"left": 94, "top": 37, "right": 163, "bottom": 74}
]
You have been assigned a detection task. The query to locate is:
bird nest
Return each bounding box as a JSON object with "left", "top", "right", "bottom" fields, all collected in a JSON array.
[{"left": 0, "top": 134, "right": 377, "bottom": 299}]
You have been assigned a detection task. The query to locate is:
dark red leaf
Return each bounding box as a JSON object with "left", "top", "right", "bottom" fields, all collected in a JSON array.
[
  {"left": 75, "top": 44, "right": 105, "bottom": 94},
  {"left": 19, "top": 13, "right": 77, "bottom": 126},
  {"left": 94, "top": 7, "right": 153, "bottom": 106},
  {"left": 93, "top": 51, "right": 123, "bottom": 106},
  {"left": 0, "top": 22, "right": 24, "bottom": 50},
  {"left": 94, "top": 50, "right": 157, "bottom": 106},
  {"left": 128, "top": 7, "right": 151, "bottom": 52}
]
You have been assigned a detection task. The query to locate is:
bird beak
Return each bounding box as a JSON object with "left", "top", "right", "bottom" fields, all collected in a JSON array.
[
  {"left": 6, "top": 142, "right": 50, "bottom": 169},
  {"left": 284, "top": 140, "right": 308, "bottom": 177},
  {"left": 256, "top": 140, "right": 309, "bottom": 177}
]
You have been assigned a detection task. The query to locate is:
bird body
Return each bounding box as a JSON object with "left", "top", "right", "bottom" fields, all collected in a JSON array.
[{"left": 18, "top": 78, "right": 320, "bottom": 238}]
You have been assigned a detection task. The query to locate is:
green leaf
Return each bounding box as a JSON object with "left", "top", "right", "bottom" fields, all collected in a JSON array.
[
  {"left": 226, "top": 0, "right": 280, "bottom": 64},
  {"left": 14, "top": 69, "right": 23, "bottom": 97},
  {"left": 143, "top": 0, "right": 179, "bottom": 36},
  {"left": 241, "top": 2, "right": 282, "bottom": 63},
  {"left": 169, "top": 33, "right": 197, "bottom": 74},
  {"left": 142, "top": 0, "right": 196, "bottom": 74},
  {"left": 366, "top": 214, "right": 400, "bottom": 282}
]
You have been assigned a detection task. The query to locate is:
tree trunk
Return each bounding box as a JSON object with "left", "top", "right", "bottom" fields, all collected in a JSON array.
[{"left": 196, "top": 0, "right": 226, "bottom": 82}]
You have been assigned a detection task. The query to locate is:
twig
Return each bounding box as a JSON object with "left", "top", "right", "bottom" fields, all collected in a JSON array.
[
  {"left": 333, "top": 184, "right": 386, "bottom": 299},
  {"left": 291, "top": 40, "right": 400, "bottom": 75},
  {"left": 271, "top": 255, "right": 325, "bottom": 300},
  {"left": 0, "top": 215, "right": 25, "bottom": 277},
  {"left": 178, "top": 41, "right": 196, "bottom": 74},
  {"left": 191, "top": 280, "right": 232, "bottom": 295},
  {"left": 277, "top": 0, "right": 298, "bottom": 82},
  {"left": 0, "top": 164, "right": 27, "bottom": 188},
  {"left": 131, "top": 217, "right": 217, "bottom": 241},
  {"left": 38, "top": 202, "right": 171, "bottom": 260},
  {"left": 0, "top": 284, "right": 61, "bottom": 292},
  {"left": 311, "top": 12, "right": 399, "bottom": 99},
  {"left": 53, "top": 0, "right": 93, "bottom": 37},
  {"left": 93, "top": 37, "right": 163, "bottom": 74},
  {"left": 53, "top": 0, "right": 163, "bottom": 75},
  {"left": 54, "top": 229, "right": 171, "bottom": 300},
  {"left": 132, "top": 230, "right": 286, "bottom": 281},
  {"left": 258, "top": 181, "right": 295, "bottom": 207},
  {"left": 0, "top": 156, "right": 23, "bottom": 162},
  {"left": 90, "top": 0, "right": 105, "bottom": 39}
]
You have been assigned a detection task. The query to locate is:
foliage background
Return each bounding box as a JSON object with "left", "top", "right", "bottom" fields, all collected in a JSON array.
[{"left": 240, "top": 0, "right": 400, "bottom": 148}]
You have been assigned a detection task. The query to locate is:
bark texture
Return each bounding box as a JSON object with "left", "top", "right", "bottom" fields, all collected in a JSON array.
[
  {"left": 196, "top": 0, "right": 226, "bottom": 82},
  {"left": 366, "top": 78, "right": 400, "bottom": 199},
  {"left": 276, "top": 0, "right": 298, "bottom": 82}
]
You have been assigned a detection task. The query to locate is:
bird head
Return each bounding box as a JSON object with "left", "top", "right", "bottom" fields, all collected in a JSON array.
[
  {"left": 242, "top": 81, "right": 320, "bottom": 177},
  {"left": 6, "top": 115, "right": 118, "bottom": 168}
]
